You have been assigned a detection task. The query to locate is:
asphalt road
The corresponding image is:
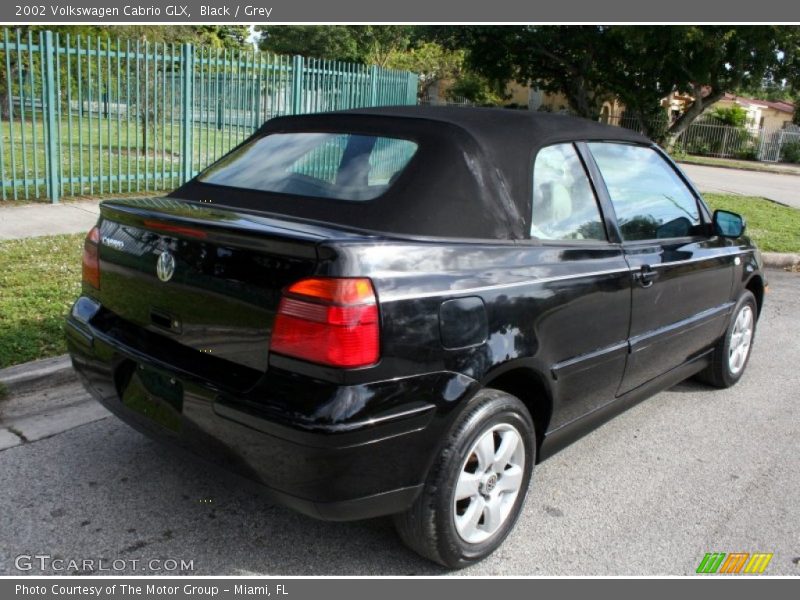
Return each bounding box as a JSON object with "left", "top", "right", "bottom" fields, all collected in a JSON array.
[
  {"left": 1, "top": 271, "right": 798, "bottom": 576},
  {"left": 681, "top": 163, "right": 800, "bottom": 209}
]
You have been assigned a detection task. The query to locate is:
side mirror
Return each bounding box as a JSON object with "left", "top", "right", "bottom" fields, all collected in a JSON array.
[{"left": 713, "top": 210, "right": 746, "bottom": 238}]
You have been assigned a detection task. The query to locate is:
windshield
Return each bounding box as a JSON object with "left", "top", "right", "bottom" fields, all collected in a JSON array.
[{"left": 198, "top": 132, "right": 419, "bottom": 201}]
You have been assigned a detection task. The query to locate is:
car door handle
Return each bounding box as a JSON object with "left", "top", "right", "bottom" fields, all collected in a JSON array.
[{"left": 634, "top": 265, "right": 658, "bottom": 288}]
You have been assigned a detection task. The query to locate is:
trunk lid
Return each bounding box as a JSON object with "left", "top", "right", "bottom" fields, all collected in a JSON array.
[{"left": 95, "top": 197, "right": 364, "bottom": 373}]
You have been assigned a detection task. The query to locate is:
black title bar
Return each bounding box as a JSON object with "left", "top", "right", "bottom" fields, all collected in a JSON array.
[{"left": 1, "top": 0, "right": 798, "bottom": 23}]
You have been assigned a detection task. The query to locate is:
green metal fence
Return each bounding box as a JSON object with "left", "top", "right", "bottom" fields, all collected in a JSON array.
[{"left": 0, "top": 28, "right": 419, "bottom": 203}]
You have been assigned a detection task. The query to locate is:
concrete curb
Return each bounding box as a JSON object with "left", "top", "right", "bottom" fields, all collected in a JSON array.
[
  {"left": 0, "top": 354, "right": 75, "bottom": 396},
  {"left": 0, "top": 356, "right": 108, "bottom": 452},
  {"left": 762, "top": 252, "right": 800, "bottom": 269}
]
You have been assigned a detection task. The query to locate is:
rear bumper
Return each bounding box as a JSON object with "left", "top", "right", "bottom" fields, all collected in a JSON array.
[{"left": 66, "top": 302, "right": 477, "bottom": 521}]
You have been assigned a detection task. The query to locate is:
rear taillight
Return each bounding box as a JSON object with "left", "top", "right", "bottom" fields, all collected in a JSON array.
[
  {"left": 82, "top": 226, "right": 101, "bottom": 289},
  {"left": 270, "top": 277, "right": 379, "bottom": 368}
]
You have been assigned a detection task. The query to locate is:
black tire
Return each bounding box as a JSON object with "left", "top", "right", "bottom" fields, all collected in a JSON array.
[
  {"left": 394, "top": 388, "right": 535, "bottom": 569},
  {"left": 697, "top": 290, "right": 758, "bottom": 388}
]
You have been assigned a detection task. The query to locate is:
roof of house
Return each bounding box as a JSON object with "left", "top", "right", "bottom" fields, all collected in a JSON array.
[{"left": 722, "top": 93, "right": 795, "bottom": 114}]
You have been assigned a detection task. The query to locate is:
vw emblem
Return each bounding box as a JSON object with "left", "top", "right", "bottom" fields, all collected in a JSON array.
[
  {"left": 483, "top": 473, "right": 498, "bottom": 494},
  {"left": 156, "top": 251, "right": 176, "bottom": 282}
]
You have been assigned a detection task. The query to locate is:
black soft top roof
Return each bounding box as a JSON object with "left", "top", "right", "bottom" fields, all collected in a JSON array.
[
  {"left": 172, "top": 106, "right": 652, "bottom": 240},
  {"left": 341, "top": 105, "right": 649, "bottom": 151}
]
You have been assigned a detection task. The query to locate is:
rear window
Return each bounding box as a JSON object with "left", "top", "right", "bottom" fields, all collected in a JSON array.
[{"left": 198, "top": 132, "right": 418, "bottom": 201}]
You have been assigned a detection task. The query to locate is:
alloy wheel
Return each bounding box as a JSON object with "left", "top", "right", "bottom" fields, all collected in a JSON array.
[
  {"left": 453, "top": 423, "right": 526, "bottom": 544},
  {"left": 728, "top": 304, "right": 754, "bottom": 375}
]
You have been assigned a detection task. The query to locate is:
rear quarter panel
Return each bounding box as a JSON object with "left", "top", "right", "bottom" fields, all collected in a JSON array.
[{"left": 320, "top": 239, "right": 633, "bottom": 434}]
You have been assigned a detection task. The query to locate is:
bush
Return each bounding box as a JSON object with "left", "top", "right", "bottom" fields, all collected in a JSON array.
[
  {"left": 684, "top": 139, "right": 712, "bottom": 156},
  {"left": 781, "top": 140, "right": 800, "bottom": 163},
  {"left": 446, "top": 73, "right": 504, "bottom": 106},
  {"left": 710, "top": 105, "right": 749, "bottom": 128},
  {"left": 735, "top": 134, "right": 759, "bottom": 160},
  {"left": 736, "top": 147, "right": 759, "bottom": 161}
]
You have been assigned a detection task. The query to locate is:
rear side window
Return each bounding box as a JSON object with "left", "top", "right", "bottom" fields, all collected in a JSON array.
[
  {"left": 531, "top": 143, "right": 606, "bottom": 241},
  {"left": 588, "top": 143, "right": 702, "bottom": 241},
  {"left": 198, "top": 133, "right": 418, "bottom": 201}
]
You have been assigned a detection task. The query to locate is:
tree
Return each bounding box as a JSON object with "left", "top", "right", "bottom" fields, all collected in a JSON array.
[
  {"left": 773, "top": 27, "right": 800, "bottom": 125},
  {"left": 384, "top": 42, "right": 465, "bottom": 98},
  {"left": 446, "top": 73, "right": 505, "bottom": 105},
  {"left": 256, "top": 27, "right": 491, "bottom": 102},
  {"left": 360, "top": 26, "right": 413, "bottom": 67},
  {"left": 35, "top": 25, "right": 250, "bottom": 48},
  {"left": 256, "top": 26, "right": 412, "bottom": 64},
  {"left": 446, "top": 26, "right": 797, "bottom": 145},
  {"left": 654, "top": 26, "right": 790, "bottom": 146},
  {"left": 438, "top": 26, "right": 614, "bottom": 118},
  {"left": 257, "top": 26, "right": 362, "bottom": 61}
]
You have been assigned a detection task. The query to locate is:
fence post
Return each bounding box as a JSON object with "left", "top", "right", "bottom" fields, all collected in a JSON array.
[
  {"left": 776, "top": 130, "right": 785, "bottom": 163},
  {"left": 216, "top": 67, "right": 223, "bottom": 130},
  {"left": 721, "top": 127, "right": 731, "bottom": 158},
  {"left": 369, "top": 65, "right": 378, "bottom": 106},
  {"left": 291, "top": 55, "right": 304, "bottom": 115},
  {"left": 254, "top": 60, "right": 262, "bottom": 128},
  {"left": 407, "top": 73, "right": 419, "bottom": 105},
  {"left": 43, "top": 30, "right": 60, "bottom": 203},
  {"left": 181, "top": 43, "right": 194, "bottom": 182}
]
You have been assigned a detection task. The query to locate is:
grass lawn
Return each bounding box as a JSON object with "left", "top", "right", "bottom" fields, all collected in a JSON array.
[
  {"left": 0, "top": 233, "right": 83, "bottom": 369},
  {"left": 703, "top": 193, "right": 800, "bottom": 253}
]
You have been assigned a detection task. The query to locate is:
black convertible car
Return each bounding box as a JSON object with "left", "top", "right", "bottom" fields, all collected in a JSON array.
[{"left": 66, "top": 107, "right": 764, "bottom": 568}]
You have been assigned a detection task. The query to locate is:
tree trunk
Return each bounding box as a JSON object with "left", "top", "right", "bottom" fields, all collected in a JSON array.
[
  {"left": 664, "top": 87, "right": 725, "bottom": 152},
  {"left": 632, "top": 108, "right": 656, "bottom": 141},
  {"left": 565, "top": 77, "right": 597, "bottom": 119}
]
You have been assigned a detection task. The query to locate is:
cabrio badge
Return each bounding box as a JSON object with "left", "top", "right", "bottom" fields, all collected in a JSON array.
[
  {"left": 101, "top": 236, "right": 124, "bottom": 251},
  {"left": 156, "top": 251, "right": 176, "bottom": 282}
]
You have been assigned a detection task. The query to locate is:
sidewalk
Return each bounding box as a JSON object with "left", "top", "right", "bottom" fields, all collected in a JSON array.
[
  {"left": 0, "top": 200, "right": 100, "bottom": 240},
  {"left": 677, "top": 156, "right": 800, "bottom": 176}
]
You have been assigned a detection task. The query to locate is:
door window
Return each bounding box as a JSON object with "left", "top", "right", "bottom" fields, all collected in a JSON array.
[
  {"left": 588, "top": 143, "right": 702, "bottom": 241},
  {"left": 531, "top": 144, "right": 606, "bottom": 241}
]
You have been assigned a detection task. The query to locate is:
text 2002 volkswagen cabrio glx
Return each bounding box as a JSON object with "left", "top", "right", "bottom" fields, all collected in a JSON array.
[{"left": 67, "top": 107, "right": 764, "bottom": 568}]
